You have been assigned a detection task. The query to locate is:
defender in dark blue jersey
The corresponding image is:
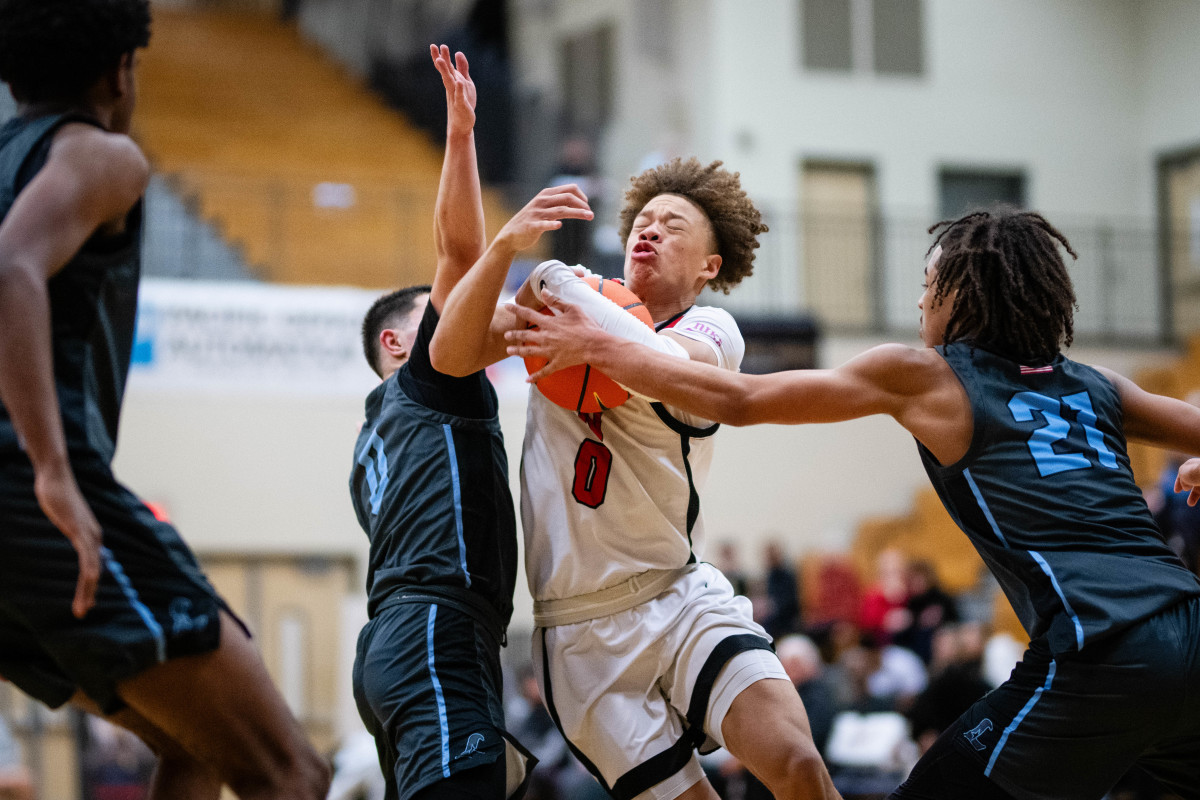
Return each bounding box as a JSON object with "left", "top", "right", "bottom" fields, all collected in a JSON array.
[
  {"left": 347, "top": 46, "right": 590, "bottom": 800},
  {"left": 507, "top": 206, "right": 1200, "bottom": 800},
  {"left": 0, "top": 2, "right": 328, "bottom": 799}
]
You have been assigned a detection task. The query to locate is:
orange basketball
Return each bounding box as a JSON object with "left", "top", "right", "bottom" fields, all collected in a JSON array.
[{"left": 524, "top": 276, "right": 654, "bottom": 413}]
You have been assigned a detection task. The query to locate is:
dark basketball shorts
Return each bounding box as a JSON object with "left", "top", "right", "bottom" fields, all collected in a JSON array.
[
  {"left": 893, "top": 595, "right": 1200, "bottom": 800},
  {"left": 0, "top": 456, "right": 228, "bottom": 715},
  {"left": 353, "top": 600, "right": 533, "bottom": 800}
]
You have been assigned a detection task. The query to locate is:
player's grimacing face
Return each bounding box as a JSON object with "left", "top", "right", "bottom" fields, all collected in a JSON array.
[
  {"left": 623, "top": 193, "right": 719, "bottom": 303},
  {"left": 918, "top": 246, "right": 953, "bottom": 347}
]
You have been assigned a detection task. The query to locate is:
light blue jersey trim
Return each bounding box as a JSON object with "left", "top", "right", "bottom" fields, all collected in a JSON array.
[
  {"left": 100, "top": 546, "right": 166, "bottom": 663},
  {"left": 1030, "top": 551, "right": 1086, "bottom": 649},
  {"left": 986, "top": 659, "right": 1056, "bottom": 776},
  {"left": 964, "top": 469, "right": 1008, "bottom": 547},
  {"left": 441, "top": 424, "right": 471, "bottom": 588},
  {"left": 427, "top": 604, "right": 452, "bottom": 778}
]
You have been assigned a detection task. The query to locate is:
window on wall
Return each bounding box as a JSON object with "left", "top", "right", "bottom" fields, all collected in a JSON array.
[
  {"left": 939, "top": 170, "right": 1026, "bottom": 219},
  {"left": 560, "top": 25, "right": 615, "bottom": 133},
  {"left": 802, "top": 0, "right": 854, "bottom": 71},
  {"left": 800, "top": 0, "right": 924, "bottom": 76}
]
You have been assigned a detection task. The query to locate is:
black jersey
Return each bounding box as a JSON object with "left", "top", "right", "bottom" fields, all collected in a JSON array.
[
  {"left": 0, "top": 113, "right": 143, "bottom": 465},
  {"left": 349, "top": 301, "right": 517, "bottom": 626},
  {"left": 918, "top": 343, "right": 1200, "bottom": 654}
]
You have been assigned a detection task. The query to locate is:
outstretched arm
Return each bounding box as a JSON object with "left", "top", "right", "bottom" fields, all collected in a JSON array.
[
  {"left": 0, "top": 125, "right": 148, "bottom": 618},
  {"left": 504, "top": 293, "right": 959, "bottom": 432},
  {"left": 429, "top": 185, "right": 593, "bottom": 376},
  {"left": 428, "top": 44, "right": 484, "bottom": 313}
]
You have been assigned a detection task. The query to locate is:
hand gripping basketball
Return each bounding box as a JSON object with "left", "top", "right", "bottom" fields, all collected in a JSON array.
[{"left": 523, "top": 277, "right": 653, "bottom": 412}]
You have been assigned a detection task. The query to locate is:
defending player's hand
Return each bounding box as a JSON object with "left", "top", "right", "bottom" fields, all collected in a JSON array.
[
  {"left": 430, "top": 44, "right": 476, "bottom": 134},
  {"left": 494, "top": 185, "right": 593, "bottom": 255},
  {"left": 1176, "top": 457, "right": 1200, "bottom": 507},
  {"left": 33, "top": 463, "right": 102, "bottom": 618},
  {"left": 506, "top": 292, "right": 605, "bottom": 382}
]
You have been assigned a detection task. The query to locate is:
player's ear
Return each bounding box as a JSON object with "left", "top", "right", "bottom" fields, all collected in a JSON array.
[
  {"left": 379, "top": 329, "right": 408, "bottom": 362},
  {"left": 701, "top": 253, "right": 722, "bottom": 281}
]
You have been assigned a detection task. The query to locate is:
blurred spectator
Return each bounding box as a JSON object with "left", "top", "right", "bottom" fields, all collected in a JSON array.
[
  {"left": 892, "top": 559, "right": 960, "bottom": 664},
  {"left": 776, "top": 635, "right": 839, "bottom": 758},
  {"left": 83, "top": 716, "right": 154, "bottom": 800},
  {"left": 1147, "top": 392, "right": 1200, "bottom": 577},
  {"left": 0, "top": 715, "right": 32, "bottom": 800},
  {"left": 506, "top": 664, "right": 605, "bottom": 800},
  {"left": 858, "top": 548, "right": 912, "bottom": 645},
  {"left": 760, "top": 540, "right": 801, "bottom": 638},
  {"left": 905, "top": 623, "right": 992, "bottom": 755},
  {"left": 548, "top": 134, "right": 601, "bottom": 269},
  {"left": 326, "top": 729, "right": 386, "bottom": 800},
  {"left": 714, "top": 541, "right": 750, "bottom": 597}
]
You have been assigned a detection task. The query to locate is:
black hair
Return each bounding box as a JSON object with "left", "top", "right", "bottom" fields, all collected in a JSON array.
[
  {"left": 927, "top": 205, "right": 1078, "bottom": 364},
  {"left": 0, "top": 0, "right": 151, "bottom": 103},
  {"left": 361, "top": 285, "right": 431, "bottom": 377}
]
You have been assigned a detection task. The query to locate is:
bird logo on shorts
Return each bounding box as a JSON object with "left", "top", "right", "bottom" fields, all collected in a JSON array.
[
  {"left": 458, "top": 733, "right": 486, "bottom": 759},
  {"left": 963, "top": 718, "right": 994, "bottom": 751}
]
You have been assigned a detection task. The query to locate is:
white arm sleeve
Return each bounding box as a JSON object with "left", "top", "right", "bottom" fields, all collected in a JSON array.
[{"left": 527, "top": 260, "right": 689, "bottom": 358}]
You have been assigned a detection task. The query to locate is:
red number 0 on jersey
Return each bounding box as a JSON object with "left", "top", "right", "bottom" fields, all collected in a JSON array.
[{"left": 572, "top": 439, "right": 612, "bottom": 508}]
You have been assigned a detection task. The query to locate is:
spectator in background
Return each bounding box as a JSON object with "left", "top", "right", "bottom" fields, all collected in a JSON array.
[
  {"left": 714, "top": 541, "right": 750, "bottom": 597},
  {"left": 893, "top": 559, "right": 960, "bottom": 664},
  {"left": 1148, "top": 390, "right": 1200, "bottom": 577},
  {"left": 905, "top": 623, "right": 992, "bottom": 756},
  {"left": 0, "top": 715, "right": 32, "bottom": 800},
  {"left": 858, "top": 548, "right": 912, "bottom": 645},
  {"left": 547, "top": 134, "right": 600, "bottom": 269},
  {"left": 776, "top": 635, "right": 839, "bottom": 758},
  {"left": 760, "top": 540, "right": 801, "bottom": 638}
]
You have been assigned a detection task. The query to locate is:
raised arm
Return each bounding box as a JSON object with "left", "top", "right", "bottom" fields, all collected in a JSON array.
[
  {"left": 0, "top": 124, "right": 148, "bottom": 618},
  {"left": 429, "top": 185, "right": 593, "bottom": 377},
  {"left": 504, "top": 292, "right": 971, "bottom": 461},
  {"left": 428, "top": 45, "right": 485, "bottom": 313}
]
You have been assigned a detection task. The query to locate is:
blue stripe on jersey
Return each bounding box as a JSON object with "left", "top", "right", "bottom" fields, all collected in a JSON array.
[
  {"left": 986, "top": 659, "right": 1056, "bottom": 777},
  {"left": 964, "top": 469, "right": 1009, "bottom": 547},
  {"left": 441, "top": 425, "right": 471, "bottom": 588},
  {"left": 100, "top": 546, "right": 166, "bottom": 663},
  {"left": 427, "top": 604, "right": 452, "bottom": 778},
  {"left": 1030, "top": 551, "right": 1086, "bottom": 649}
]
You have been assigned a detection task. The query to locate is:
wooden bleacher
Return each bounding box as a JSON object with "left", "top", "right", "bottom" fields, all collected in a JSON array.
[{"left": 134, "top": 8, "right": 514, "bottom": 287}]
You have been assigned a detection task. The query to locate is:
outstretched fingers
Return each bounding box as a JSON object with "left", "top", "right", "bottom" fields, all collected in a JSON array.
[{"left": 1177, "top": 458, "right": 1200, "bottom": 506}]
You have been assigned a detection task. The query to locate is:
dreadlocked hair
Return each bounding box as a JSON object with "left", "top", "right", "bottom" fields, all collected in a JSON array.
[
  {"left": 0, "top": 0, "right": 151, "bottom": 103},
  {"left": 618, "top": 157, "right": 767, "bottom": 294},
  {"left": 927, "top": 205, "right": 1078, "bottom": 364}
]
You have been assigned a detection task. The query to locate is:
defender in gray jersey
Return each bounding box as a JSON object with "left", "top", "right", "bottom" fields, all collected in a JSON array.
[
  {"left": 508, "top": 206, "right": 1200, "bottom": 800},
  {"left": 0, "top": 2, "right": 327, "bottom": 798}
]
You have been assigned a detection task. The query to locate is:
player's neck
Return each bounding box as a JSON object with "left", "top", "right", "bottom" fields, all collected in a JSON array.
[{"left": 18, "top": 99, "right": 114, "bottom": 130}]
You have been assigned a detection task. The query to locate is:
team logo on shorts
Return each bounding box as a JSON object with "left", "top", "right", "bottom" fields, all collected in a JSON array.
[
  {"left": 962, "top": 718, "right": 994, "bottom": 751},
  {"left": 457, "top": 732, "right": 486, "bottom": 759},
  {"left": 169, "top": 598, "right": 208, "bottom": 634}
]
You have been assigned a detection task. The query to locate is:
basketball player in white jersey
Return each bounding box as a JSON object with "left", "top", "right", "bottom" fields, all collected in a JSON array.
[{"left": 432, "top": 158, "right": 840, "bottom": 800}]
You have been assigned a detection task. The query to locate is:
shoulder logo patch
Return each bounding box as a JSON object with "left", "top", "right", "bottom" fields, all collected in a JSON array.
[{"left": 963, "top": 718, "right": 994, "bottom": 751}]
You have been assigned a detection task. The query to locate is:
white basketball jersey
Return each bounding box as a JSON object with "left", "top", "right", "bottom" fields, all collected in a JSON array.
[{"left": 520, "top": 305, "right": 745, "bottom": 602}]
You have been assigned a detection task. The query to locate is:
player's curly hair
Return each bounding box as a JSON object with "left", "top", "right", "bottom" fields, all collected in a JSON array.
[
  {"left": 927, "top": 205, "right": 1078, "bottom": 364},
  {"left": 618, "top": 158, "right": 768, "bottom": 294},
  {"left": 361, "top": 285, "right": 431, "bottom": 377},
  {"left": 0, "top": 0, "right": 151, "bottom": 103}
]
